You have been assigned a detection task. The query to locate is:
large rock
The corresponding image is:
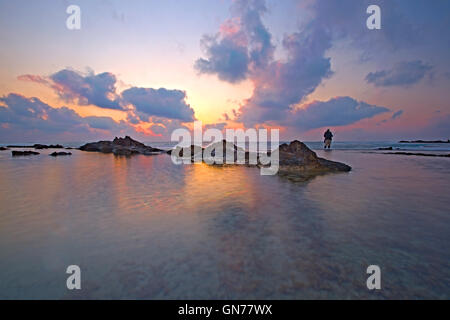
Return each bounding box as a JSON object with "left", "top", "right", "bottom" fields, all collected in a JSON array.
[
  {"left": 79, "top": 136, "right": 164, "bottom": 156},
  {"left": 7, "top": 144, "right": 64, "bottom": 149},
  {"left": 49, "top": 152, "right": 72, "bottom": 157},
  {"left": 169, "top": 139, "right": 351, "bottom": 180},
  {"left": 12, "top": 150, "right": 39, "bottom": 156},
  {"left": 277, "top": 140, "right": 351, "bottom": 180}
]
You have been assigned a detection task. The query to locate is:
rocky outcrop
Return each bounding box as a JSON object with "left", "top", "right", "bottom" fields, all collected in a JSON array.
[
  {"left": 79, "top": 136, "right": 164, "bottom": 156},
  {"left": 377, "top": 147, "right": 393, "bottom": 150},
  {"left": 12, "top": 150, "right": 39, "bottom": 156},
  {"left": 276, "top": 141, "right": 351, "bottom": 180},
  {"left": 385, "top": 152, "right": 450, "bottom": 157},
  {"left": 7, "top": 144, "right": 64, "bottom": 149},
  {"left": 169, "top": 139, "right": 351, "bottom": 180},
  {"left": 399, "top": 140, "right": 450, "bottom": 143},
  {"left": 0, "top": 147, "right": 9, "bottom": 151},
  {"left": 50, "top": 152, "right": 72, "bottom": 157}
]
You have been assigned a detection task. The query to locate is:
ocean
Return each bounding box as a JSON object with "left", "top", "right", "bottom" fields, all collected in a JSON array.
[{"left": 0, "top": 142, "right": 449, "bottom": 299}]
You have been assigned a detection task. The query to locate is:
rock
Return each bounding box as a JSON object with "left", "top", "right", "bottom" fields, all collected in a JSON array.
[
  {"left": 169, "top": 139, "right": 351, "bottom": 180},
  {"left": 49, "top": 152, "right": 72, "bottom": 157},
  {"left": 399, "top": 139, "right": 450, "bottom": 143},
  {"left": 7, "top": 144, "right": 64, "bottom": 149},
  {"left": 34, "top": 144, "right": 64, "bottom": 149},
  {"left": 377, "top": 147, "right": 393, "bottom": 150},
  {"left": 385, "top": 152, "right": 450, "bottom": 157},
  {"left": 276, "top": 140, "right": 351, "bottom": 180},
  {"left": 0, "top": 147, "right": 9, "bottom": 151},
  {"left": 12, "top": 150, "right": 39, "bottom": 156},
  {"left": 79, "top": 136, "right": 164, "bottom": 156},
  {"left": 167, "top": 145, "right": 203, "bottom": 158}
]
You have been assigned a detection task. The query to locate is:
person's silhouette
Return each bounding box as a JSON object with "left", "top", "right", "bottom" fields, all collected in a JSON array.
[{"left": 324, "top": 129, "right": 333, "bottom": 149}]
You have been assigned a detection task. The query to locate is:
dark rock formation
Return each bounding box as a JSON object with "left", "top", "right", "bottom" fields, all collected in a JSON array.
[
  {"left": 0, "top": 147, "right": 9, "bottom": 151},
  {"left": 169, "top": 139, "right": 351, "bottom": 180},
  {"left": 385, "top": 152, "right": 450, "bottom": 157},
  {"left": 276, "top": 141, "right": 351, "bottom": 180},
  {"left": 12, "top": 150, "right": 39, "bottom": 156},
  {"left": 7, "top": 144, "right": 64, "bottom": 149},
  {"left": 377, "top": 147, "right": 393, "bottom": 150},
  {"left": 34, "top": 144, "right": 64, "bottom": 149},
  {"left": 49, "top": 152, "right": 72, "bottom": 157},
  {"left": 79, "top": 136, "right": 164, "bottom": 156},
  {"left": 399, "top": 140, "right": 450, "bottom": 143}
]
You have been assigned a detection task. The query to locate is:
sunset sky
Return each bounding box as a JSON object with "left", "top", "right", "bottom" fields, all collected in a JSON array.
[{"left": 0, "top": 0, "right": 449, "bottom": 142}]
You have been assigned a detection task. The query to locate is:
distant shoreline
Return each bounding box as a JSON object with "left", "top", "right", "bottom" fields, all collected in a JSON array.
[{"left": 399, "top": 140, "right": 450, "bottom": 143}]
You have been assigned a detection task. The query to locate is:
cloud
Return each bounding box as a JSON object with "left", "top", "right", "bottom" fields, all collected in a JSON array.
[
  {"left": 309, "top": 0, "right": 450, "bottom": 59},
  {"left": 366, "top": 61, "right": 433, "bottom": 87},
  {"left": 50, "top": 69, "right": 122, "bottom": 110},
  {"left": 286, "top": 96, "right": 390, "bottom": 131},
  {"left": 391, "top": 110, "right": 404, "bottom": 119},
  {"left": 194, "top": 0, "right": 274, "bottom": 83},
  {"left": 121, "top": 87, "right": 195, "bottom": 122},
  {"left": 0, "top": 93, "right": 133, "bottom": 141},
  {"left": 19, "top": 69, "right": 197, "bottom": 122},
  {"left": 237, "top": 24, "right": 333, "bottom": 125}
]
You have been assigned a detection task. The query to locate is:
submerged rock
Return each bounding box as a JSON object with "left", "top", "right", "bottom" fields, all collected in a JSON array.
[
  {"left": 7, "top": 144, "right": 64, "bottom": 149},
  {"left": 399, "top": 139, "right": 450, "bottom": 143},
  {"left": 12, "top": 150, "right": 39, "bottom": 156},
  {"left": 49, "top": 152, "right": 72, "bottom": 157},
  {"left": 377, "top": 147, "right": 393, "bottom": 150},
  {"left": 79, "top": 136, "right": 164, "bottom": 156},
  {"left": 385, "top": 152, "right": 450, "bottom": 157}
]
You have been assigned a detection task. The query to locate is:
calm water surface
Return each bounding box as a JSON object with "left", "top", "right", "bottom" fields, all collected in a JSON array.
[{"left": 0, "top": 148, "right": 449, "bottom": 299}]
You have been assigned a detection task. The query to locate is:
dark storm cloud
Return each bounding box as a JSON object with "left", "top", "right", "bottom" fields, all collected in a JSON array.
[
  {"left": 0, "top": 93, "right": 131, "bottom": 137},
  {"left": 50, "top": 69, "right": 122, "bottom": 110},
  {"left": 391, "top": 110, "right": 404, "bottom": 119},
  {"left": 366, "top": 61, "right": 433, "bottom": 87},
  {"left": 121, "top": 87, "right": 195, "bottom": 122},
  {"left": 286, "top": 96, "right": 390, "bottom": 131},
  {"left": 19, "top": 69, "right": 197, "bottom": 122}
]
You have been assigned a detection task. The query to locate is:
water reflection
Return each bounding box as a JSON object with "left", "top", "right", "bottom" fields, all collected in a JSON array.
[{"left": 0, "top": 149, "right": 449, "bottom": 299}]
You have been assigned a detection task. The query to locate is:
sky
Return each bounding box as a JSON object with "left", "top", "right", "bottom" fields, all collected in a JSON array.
[{"left": 0, "top": 0, "right": 449, "bottom": 142}]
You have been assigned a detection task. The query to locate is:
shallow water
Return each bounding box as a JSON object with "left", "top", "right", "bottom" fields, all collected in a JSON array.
[{"left": 0, "top": 148, "right": 449, "bottom": 299}]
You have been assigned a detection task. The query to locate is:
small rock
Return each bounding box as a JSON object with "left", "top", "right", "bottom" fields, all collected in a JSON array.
[
  {"left": 12, "top": 150, "right": 39, "bottom": 156},
  {"left": 49, "top": 152, "right": 72, "bottom": 157}
]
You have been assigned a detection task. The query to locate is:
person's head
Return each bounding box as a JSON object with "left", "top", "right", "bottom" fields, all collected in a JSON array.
[{"left": 326, "top": 129, "right": 330, "bottom": 132}]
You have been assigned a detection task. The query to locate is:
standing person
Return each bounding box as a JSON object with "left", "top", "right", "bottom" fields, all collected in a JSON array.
[{"left": 324, "top": 129, "right": 333, "bottom": 149}]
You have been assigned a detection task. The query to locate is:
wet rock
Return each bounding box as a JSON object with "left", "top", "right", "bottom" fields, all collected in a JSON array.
[
  {"left": 169, "top": 139, "right": 351, "bottom": 180},
  {"left": 385, "top": 152, "right": 450, "bottom": 157},
  {"left": 399, "top": 139, "right": 450, "bottom": 143},
  {"left": 49, "top": 152, "right": 72, "bottom": 157},
  {"left": 0, "top": 147, "right": 9, "bottom": 151},
  {"left": 7, "top": 144, "right": 64, "bottom": 149},
  {"left": 276, "top": 140, "right": 351, "bottom": 180},
  {"left": 377, "top": 147, "right": 393, "bottom": 150},
  {"left": 79, "top": 136, "right": 164, "bottom": 156},
  {"left": 12, "top": 150, "right": 39, "bottom": 156}
]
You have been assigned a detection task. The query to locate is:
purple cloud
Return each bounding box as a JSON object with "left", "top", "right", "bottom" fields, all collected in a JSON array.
[
  {"left": 0, "top": 93, "right": 132, "bottom": 141},
  {"left": 366, "top": 61, "right": 433, "bottom": 87},
  {"left": 50, "top": 69, "right": 122, "bottom": 110},
  {"left": 19, "top": 69, "right": 197, "bottom": 122},
  {"left": 121, "top": 87, "right": 195, "bottom": 122},
  {"left": 285, "top": 97, "right": 390, "bottom": 131},
  {"left": 194, "top": 0, "right": 274, "bottom": 83}
]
